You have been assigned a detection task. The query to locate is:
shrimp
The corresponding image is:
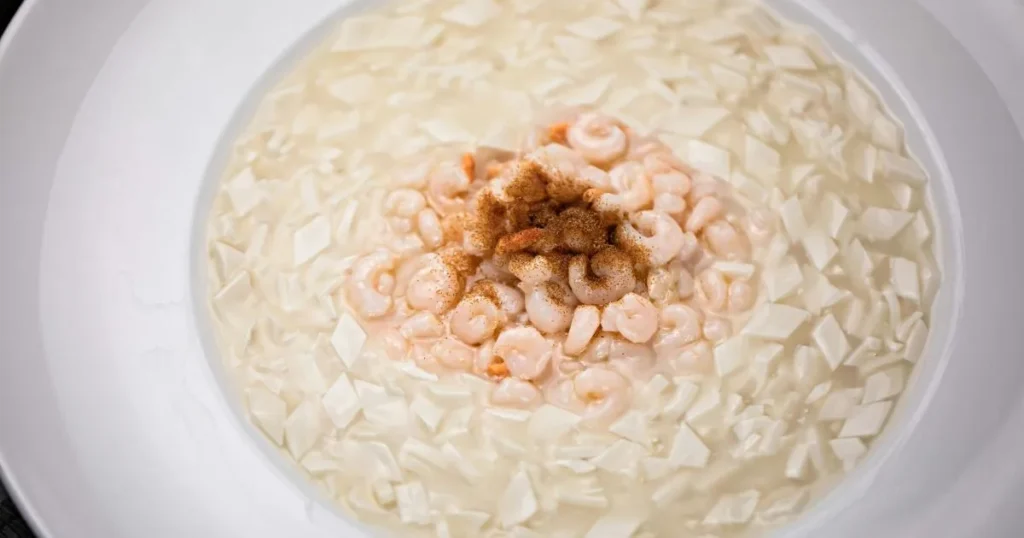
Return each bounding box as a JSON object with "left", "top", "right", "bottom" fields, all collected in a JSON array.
[
  {"left": 678, "top": 231, "right": 702, "bottom": 262},
  {"left": 651, "top": 171, "right": 692, "bottom": 197},
  {"left": 430, "top": 336, "right": 476, "bottom": 371},
  {"left": 507, "top": 252, "right": 566, "bottom": 285},
  {"left": 567, "top": 248, "right": 636, "bottom": 305},
  {"left": 744, "top": 208, "right": 775, "bottom": 246},
  {"left": 696, "top": 268, "right": 728, "bottom": 312},
  {"left": 525, "top": 281, "right": 577, "bottom": 334},
  {"left": 669, "top": 341, "right": 713, "bottom": 375},
  {"left": 450, "top": 295, "right": 502, "bottom": 345},
  {"left": 653, "top": 193, "right": 687, "bottom": 220},
  {"left": 702, "top": 317, "right": 732, "bottom": 343},
  {"left": 728, "top": 279, "right": 757, "bottom": 313},
  {"left": 492, "top": 378, "right": 542, "bottom": 408},
  {"left": 346, "top": 250, "right": 397, "bottom": 318},
  {"left": 493, "top": 326, "right": 553, "bottom": 380},
  {"left": 384, "top": 189, "right": 427, "bottom": 218},
  {"left": 590, "top": 162, "right": 652, "bottom": 213},
  {"left": 386, "top": 232, "right": 425, "bottom": 257},
  {"left": 566, "top": 112, "right": 629, "bottom": 166},
  {"left": 468, "top": 279, "right": 524, "bottom": 319},
  {"left": 426, "top": 162, "right": 471, "bottom": 216},
  {"left": 676, "top": 264, "right": 696, "bottom": 299},
  {"left": 615, "top": 211, "right": 685, "bottom": 266},
  {"left": 564, "top": 305, "right": 602, "bottom": 356},
  {"left": 399, "top": 311, "right": 445, "bottom": 342},
  {"left": 546, "top": 378, "right": 585, "bottom": 413},
  {"left": 688, "top": 175, "right": 724, "bottom": 202},
  {"left": 704, "top": 219, "right": 751, "bottom": 260},
  {"left": 406, "top": 253, "right": 463, "bottom": 315},
  {"left": 416, "top": 208, "right": 444, "bottom": 249},
  {"left": 527, "top": 143, "right": 587, "bottom": 178},
  {"left": 580, "top": 332, "right": 614, "bottom": 364},
  {"left": 646, "top": 267, "right": 675, "bottom": 304},
  {"left": 600, "top": 293, "right": 659, "bottom": 344},
  {"left": 685, "top": 196, "right": 724, "bottom": 233},
  {"left": 574, "top": 366, "right": 631, "bottom": 427},
  {"left": 654, "top": 304, "right": 703, "bottom": 352}
]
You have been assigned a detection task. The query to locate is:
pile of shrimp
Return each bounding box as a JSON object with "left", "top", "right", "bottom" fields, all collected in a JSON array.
[{"left": 342, "top": 110, "right": 773, "bottom": 427}]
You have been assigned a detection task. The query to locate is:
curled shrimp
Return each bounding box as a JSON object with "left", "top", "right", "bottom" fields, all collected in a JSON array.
[
  {"left": 430, "top": 336, "right": 476, "bottom": 371},
  {"left": 450, "top": 295, "right": 502, "bottom": 345},
  {"left": 346, "top": 249, "right": 397, "bottom": 318},
  {"left": 546, "top": 378, "right": 585, "bottom": 414},
  {"left": 615, "top": 210, "right": 685, "bottom": 266},
  {"left": 702, "top": 317, "right": 732, "bottom": 343},
  {"left": 675, "top": 263, "right": 696, "bottom": 299},
  {"left": 580, "top": 332, "right": 615, "bottom": 364},
  {"left": 491, "top": 378, "right": 542, "bottom": 408},
  {"left": 525, "top": 281, "right": 577, "bottom": 334},
  {"left": 591, "top": 162, "right": 652, "bottom": 213},
  {"left": 653, "top": 193, "right": 687, "bottom": 220},
  {"left": 745, "top": 208, "right": 775, "bottom": 246},
  {"left": 567, "top": 248, "right": 636, "bottom": 305},
  {"left": 574, "top": 366, "right": 631, "bottom": 427},
  {"left": 678, "top": 231, "right": 702, "bottom": 262},
  {"left": 669, "top": 341, "right": 713, "bottom": 375},
  {"left": 416, "top": 208, "right": 444, "bottom": 249},
  {"left": 468, "top": 279, "right": 524, "bottom": 319},
  {"left": 526, "top": 143, "right": 587, "bottom": 178},
  {"left": 600, "top": 293, "right": 659, "bottom": 344},
  {"left": 685, "top": 196, "right": 724, "bottom": 233},
  {"left": 426, "top": 161, "right": 471, "bottom": 216},
  {"left": 609, "top": 337, "right": 656, "bottom": 380},
  {"left": 704, "top": 219, "right": 751, "bottom": 260},
  {"left": 646, "top": 267, "right": 675, "bottom": 304},
  {"left": 399, "top": 311, "right": 445, "bottom": 342},
  {"left": 696, "top": 268, "right": 728, "bottom": 312},
  {"left": 506, "top": 252, "right": 566, "bottom": 285},
  {"left": 566, "top": 112, "right": 629, "bottom": 166},
  {"left": 728, "top": 279, "right": 757, "bottom": 313},
  {"left": 654, "top": 303, "right": 703, "bottom": 352},
  {"left": 384, "top": 189, "right": 427, "bottom": 218},
  {"left": 564, "top": 305, "right": 602, "bottom": 356},
  {"left": 493, "top": 326, "right": 553, "bottom": 381},
  {"left": 406, "top": 254, "right": 464, "bottom": 315}
]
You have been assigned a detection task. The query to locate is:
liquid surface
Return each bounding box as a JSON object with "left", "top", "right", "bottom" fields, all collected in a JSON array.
[{"left": 205, "top": 1, "right": 941, "bottom": 536}]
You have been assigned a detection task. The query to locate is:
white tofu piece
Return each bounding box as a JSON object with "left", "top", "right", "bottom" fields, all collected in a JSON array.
[
  {"left": 879, "top": 150, "right": 927, "bottom": 184},
  {"left": 688, "top": 139, "right": 731, "bottom": 179},
  {"left": 839, "top": 401, "right": 893, "bottom": 438},
  {"left": 361, "top": 441, "right": 403, "bottom": 482},
  {"left": 890, "top": 257, "right": 921, "bottom": 303},
  {"left": 225, "top": 167, "right": 263, "bottom": 215},
  {"left": 556, "top": 459, "right": 596, "bottom": 474},
  {"left": 211, "top": 241, "right": 245, "bottom": 281},
  {"left": 637, "top": 57, "right": 696, "bottom": 82},
  {"left": 214, "top": 271, "right": 252, "bottom": 308},
  {"left": 528, "top": 404, "right": 581, "bottom": 442},
  {"left": 284, "top": 399, "right": 322, "bottom": 460},
  {"left": 321, "top": 373, "right": 362, "bottom": 429},
  {"left": 441, "top": 0, "right": 500, "bottom": 28},
  {"left": 660, "top": 107, "right": 731, "bottom": 137},
  {"left": 703, "top": 490, "right": 761, "bottom": 525},
  {"left": 609, "top": 410, "right": 652, "bottom": 446},
  {"left": 249, "top": 385, "right": 287, "bottom": 445},
  {"left": 745, "top": 134, "right": 781, "bottom": 181},
  {"left": 851, "top": 142, "right": 878, "bottom": 183},
  {"left": 330, "top": 313, "right": 366, "bottom": 369},
  {"left": 823, "top": 195, "right": 850, "bottom": 239},
  {"left": 903, "top": 318, "right": 929, "bottom": 363},
  {"left": 863, "top": 367, "right": 905, "bottom": 404},
  {"left": 499, "top": 470, "right": 539, "bottom": 528},
  {"left": 652, "top": 473, "right": 691, "bottom": 508},
  {"left": 584, "top": 513, "right": 643, "bottom": 538},
  {"left": 669, "top": 423, "right": 711, "bottom": 469},
  {"left": 714, "top": 336, "right": 749, "bottom": 377},
  {"left": 801, "top": 267, "right": 849, "bottom": 315},
  {"left": 566, "top": 16, "right": 623, "bottom": 40},
  {"left": 553, "top": 35, "right": 597, "bottom": 62},
  {"left": 845, "top": 75, "right": 877, "bottom": 126},
  {"left": 802, "top": 230, "right": 839, "bottom": 270},
  {"left": 685, "top": 388, "right": 722, "bottom": 423},
  {"left": 590, "top": 439, "right": 647, "bottom": 477},
  {"left": 812, "top": 315, "right": 851, "bottom": 370},
  {"left": 446, "top": 511, "right": 491, "bottom": 535},
  {"left": 759, "top": 488, "right": 810, "bottom": 523},
  {"left": 363, "top": 397, "right": 410, "bottom": 429},
  {"left": 395, "top": 481, "right": 431, "bottom": 525},
  {"left": 662, "top": 380, "right": 700, "bottom": 420},
  {"left": 765, "top": 45, "right": 817, "bottom": 70},
  {"left": 326, "top": 73, "right": 375, "bottom": 104},
  {"left": 765, "top": 257, "right": 804, "bottom": 301},
  {"left": 332, "top": 16, "right": 432, "bottom": 51},
  {"left": 398, "top": 438, "right": 448, "bottom": 474},
  {"left": 354, "top": 380, "right": 391, "bottom": 407},
  {"left": 785, "top": 443, "right": 810, "bottom": 479},
  {"left": 743, "top": 304, "right": 811, "bottom": 340},
  {"left": 843, "top": 239, "right": 875, "bottom": 282},
  {"left": 818, "top": 388, "right": 865, "bottom": 421},
  {"left": 410, "top": 394, "right": 446, "bottom": 432},
  {"left": 907, "top": 212, "right": 932, "bottom": 247},
  {"left": 559, "top": 74, "right": 614, "bottom": 106},
  {"left": 421, "top": 119, "right": 474, "bottom": 143},
  {"left": 686, "top": 19, "right": 746, "bottom": 42},
  {"left": 780, "top": 197, "right": 809, "bottom": 242},
  {"left": 794, "top": 345, "right": 826, "bottom": 384},
  {"left": 858, "top": 207, "right": 913, "bottom": 241},
  {"left": 642, "top": 456, "right": 675, "bottom": 481},
  {"left": 887, "top": 181, "right": 914, "bottom": 210},
  {"left": 830, "top": 438, "right": 867, "bottom": 471},
  {"left": 805, "top": 381, "right": 833, "bottom": 404},
  {"left": 871, "top": 114, "right": 903, "bottom": 151},
  {"left": 442, "top": 443, "right": 482, "bottom": 483},
  {"left": 616, "top": 0, "right": 650, "bottom": 21}
]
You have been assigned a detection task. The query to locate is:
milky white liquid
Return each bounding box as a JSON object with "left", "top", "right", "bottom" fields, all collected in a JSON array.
[{"left": 205, "top": 0, "right": 941, "bottom": 536}]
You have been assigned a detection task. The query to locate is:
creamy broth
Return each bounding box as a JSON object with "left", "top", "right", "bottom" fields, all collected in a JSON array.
[{"left": 206, "top": 0, "right": 940, "bottom": 536}]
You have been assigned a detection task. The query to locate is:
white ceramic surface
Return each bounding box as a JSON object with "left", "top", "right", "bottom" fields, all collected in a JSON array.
[{"left": 1, "top": 1, "right": 1023, "bottom": 537}]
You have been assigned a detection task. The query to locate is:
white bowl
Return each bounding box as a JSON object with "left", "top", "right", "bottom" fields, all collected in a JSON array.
[{"left": 2, "top": 0, "right": 1023, "bottom": 536}]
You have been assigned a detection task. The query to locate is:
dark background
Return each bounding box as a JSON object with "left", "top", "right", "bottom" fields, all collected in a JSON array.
[{"left": 1, "top": 3, "right": 40, "bottom": 538}]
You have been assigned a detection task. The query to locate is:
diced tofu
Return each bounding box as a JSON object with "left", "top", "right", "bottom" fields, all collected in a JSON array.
[
  {"left": 498, "top": 470, "right": 539, "bottom": 528},
  {"left": 249, "top": 385, "right": 287, "bottom": 445},
  {"left": 823, "top": 195, "right": 850, "bottom": 239},
  {"left": 668, "top": 423, "right": 711, "bottom": 468},
  {"left": 610, "top": 410, "right": 652, "bottom": 446},
  {"left": 584, "top": 513, "right": 643, "bottom": 538},
  {"left": 395, "top": 481, "right": 432, "bottom": 525},
  {"left": 765, "top": 45, "right": 817, "bottom": 70},
  {"left": 812, "top": 315, "right": 851, "bottom": 370},
  {"left": 284, "top": 399, "right": 323, "bottom": 460},
  {"left": 858, "top": 207, "right": 913, "bottom": 242},
  {"left": 879, "top": 150, "right": 927, "bottom": 184},
  {"left": 890, "top": 257, "right": 921, "bottom": 303},
  {"left": 743, "top": 304, "right": 811, "bottom": 340},
  {"left": 688, "top": 140, "right": 731, "bottom": 179},
  {"left": 660, "top": 107, "right": 731, "bottom": 137},
  {"left": 714, "top": 336, "right": 749, "bottom": 376},
  {"left": 441, "top": 0, "right": 501, "bottom": 27},
  {"left": 590, "top": 439, "right": 648, "bottom": 478},
  {"left": 566, "top": 16, "right": 623, "bottom": 41},
  {"left": 528, "top": 404, "right": 581, "bottom": 442},
  {"left": 410, "top": 394, "right": 446, "bottom": 432},
  {"left": 765, "top": 257, "right": 804, "bottom": 301},
  {"left": 745, "top": 134, "right": 781, "bottom": 181},
  {"left": 903, "top": 318, "right": 929, "bottom": 363},
  {"left": 863, "top": 367, "right": 905, "bottom": 404},
  {"left": 830, "top": 438, "right": 867, "bottom": 471},
  {"left": 817, "top": 388, "right": 865, "bottom": 421},
  {"left": 331, "top": 313, "right": 367, "bottom": 369},
  {"left": 293, "top": 215, "right": 331, "bottom": 266},
  {"left": 780, "top": 197, "right": 809, "bottom": 241},
  {"left": 703, "top": 490, "right": 761, "bottom": 525},
  {"left": 322, "top": 373, "right": 362, "bottom": 429},
  {"left": 802, "top": 230, "right": 839, "bottom": 270},
  {"left": 839, "top": 401, "right": 893, "bottom": 438}
]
